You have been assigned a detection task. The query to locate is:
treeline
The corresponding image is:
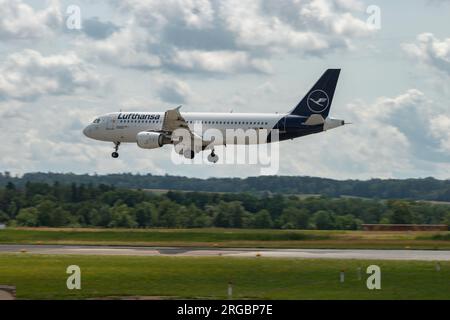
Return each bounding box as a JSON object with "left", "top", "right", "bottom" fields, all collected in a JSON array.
[
  {"left": 0, "top": 182, "right": 449, "bottom": 229},
  {"left": 1, "top": 172, "right": 450, "bottom": 201}
]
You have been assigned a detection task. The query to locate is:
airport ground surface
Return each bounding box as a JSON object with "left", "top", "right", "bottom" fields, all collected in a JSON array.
[
  {"left": 0, "top": 253, "right": 449, "bottom": 300},
  {"left": 1, "top": 228, "right": 449, "bottom": 299},
  {"left": 0, "top": 244, "right": 449, "bottom": 261},
  {"left": 1, "top": 228, "right": 449, "bottom": 250}
]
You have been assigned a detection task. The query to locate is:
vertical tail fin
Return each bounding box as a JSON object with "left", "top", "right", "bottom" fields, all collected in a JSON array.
[{"left": 289, "top": 69, "right": 340, "bottom": 118}]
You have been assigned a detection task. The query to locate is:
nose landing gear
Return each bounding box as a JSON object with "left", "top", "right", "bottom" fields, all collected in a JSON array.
[
  {"left": 112, "top": 142, "right": 120, "bottom": 158},
  {"left": 207, "top": 150, "right": 219, "bottom": 163}
]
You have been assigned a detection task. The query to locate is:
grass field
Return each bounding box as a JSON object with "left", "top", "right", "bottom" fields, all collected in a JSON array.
[
  {"left": 0, "top": 254, "right": 448, "bottom": 299},
  {"left": 0, "top": 228, "right": 449, "bottom": 249}
]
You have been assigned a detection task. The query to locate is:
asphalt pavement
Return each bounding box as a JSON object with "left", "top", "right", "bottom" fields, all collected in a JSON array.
[{"left": 0, "top": 244, "right": 449, "bottom": 260}]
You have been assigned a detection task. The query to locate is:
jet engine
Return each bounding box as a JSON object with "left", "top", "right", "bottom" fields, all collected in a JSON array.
[{"left": 136, "top": 132, "right": 169, "bottom": 149}]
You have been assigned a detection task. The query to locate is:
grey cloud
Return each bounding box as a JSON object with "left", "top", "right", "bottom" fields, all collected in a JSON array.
[
  {"left": 156, "top": 77, "right": 193, "bottom": 104},
  {"left": 82, "top": 17, "right": 121, "bottom": 40},
  {"left": 162, "top": 24, "right": 237, "bottom": 51}
]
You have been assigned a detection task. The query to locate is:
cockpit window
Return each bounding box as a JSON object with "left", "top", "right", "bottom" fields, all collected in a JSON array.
[{"left": 93, "top": 118, "right": 101, "bottom": 124}]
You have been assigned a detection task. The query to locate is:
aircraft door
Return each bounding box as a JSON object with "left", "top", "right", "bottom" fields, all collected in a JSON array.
[{"left": 106, "top": 115, "right": 116, "bottom": 130}]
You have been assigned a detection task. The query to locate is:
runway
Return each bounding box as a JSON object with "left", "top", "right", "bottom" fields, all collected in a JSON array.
[{"left": 0, "top": 244, "right": 449, "bottom": 260}]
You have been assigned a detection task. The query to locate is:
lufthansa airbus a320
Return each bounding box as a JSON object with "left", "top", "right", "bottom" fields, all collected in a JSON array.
[{"left": 83, "top": 69, "right": 346, "bottom": 163}]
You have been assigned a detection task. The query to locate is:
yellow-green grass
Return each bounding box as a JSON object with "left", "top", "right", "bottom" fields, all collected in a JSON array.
[
  {"left": 0, "top": 254, "right": 448, "bottom": 300},
  {"left": 0, "top": 228, "right": 449, "bottom": 249}
]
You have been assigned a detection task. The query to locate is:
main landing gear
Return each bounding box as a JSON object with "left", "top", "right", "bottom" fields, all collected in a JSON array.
[
  {"left": 112, "top": 142, "right": 120, "bottom": 158},
  {"left": 207, "top": 149, "right": 219, "bottom": 163},
  {"left": 183, "top": 149, "right": 195, "bottom": 159}
]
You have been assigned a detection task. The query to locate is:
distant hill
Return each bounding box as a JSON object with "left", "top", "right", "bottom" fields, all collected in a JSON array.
[{"left": 1, "top": 172, "right": 450, "bottom": 201}]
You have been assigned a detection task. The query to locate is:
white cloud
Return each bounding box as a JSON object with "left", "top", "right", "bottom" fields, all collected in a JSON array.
[
  {"left": 402, "top": 33, "right": 450, "bottom": 75},
  {"left": 0, "top": 49, "right": 107, "bottom": 101},
  {"left": 79, "top": 0, "right": 373, "bottom": 74},
  {"left": 81, "top": 24, "right": 162, "bottom": 69},
  {"left": 0, "top": 98, "right": 144, "bottom": 174},
  {"left": 353, "top": 89, "right": 428, "bottom": 121},
  {"left": 255, "top": 81, "right": 277, "bottom": 95},
  {"left": 0, "top": 98, "right": 178, "bottom": 175},
  {"left": 220, "top": 0, "right": 372, "bottom": 53},
  {"left": 113, "top": 0, "right": 215, "bottom": 30},
  {"left": 0, "top": 101, "right": 92, "bottom": 173},
  {"left": 169, "top": 49, "right": 272, "bottom": 74},
  {"left": 156, "top": 76, "right": 194, "bottom": 104},
  {"left": 429, "top": 115, "right": 450, "bottom": 152},
  {"left": 0, "top": 0, "right": 62, "bottom": 40}
]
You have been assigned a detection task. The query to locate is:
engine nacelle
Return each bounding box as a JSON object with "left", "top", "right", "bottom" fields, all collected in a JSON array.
[{"left": 136, "top": 132, "right": 165, "bottom": 149}]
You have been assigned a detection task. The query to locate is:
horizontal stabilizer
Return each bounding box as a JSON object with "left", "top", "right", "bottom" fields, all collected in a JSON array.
[{"left": 304, "top": 114, "right": 325, "bottom": 126}]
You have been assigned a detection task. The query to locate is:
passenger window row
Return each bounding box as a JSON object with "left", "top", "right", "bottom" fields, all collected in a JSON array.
[
  {"left": 118, "top": 120, "right": 269, "bottom": 125},
  {"left": 187, "top": 120, "right": 269, "bottom": 125}
]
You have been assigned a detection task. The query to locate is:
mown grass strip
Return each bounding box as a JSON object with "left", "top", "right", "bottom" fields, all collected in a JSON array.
[{"left": 0, "top": 254, "right": 448, "bottom": 300}]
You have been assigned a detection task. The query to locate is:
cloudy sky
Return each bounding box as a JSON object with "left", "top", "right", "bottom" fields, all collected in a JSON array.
[{"left": 0, "top": 0, "right": 449, "bottom": 179}]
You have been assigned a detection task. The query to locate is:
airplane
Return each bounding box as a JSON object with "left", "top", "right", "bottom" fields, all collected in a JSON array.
[{"left": 83, "top": 69, "right": 346, "bottom": 163}]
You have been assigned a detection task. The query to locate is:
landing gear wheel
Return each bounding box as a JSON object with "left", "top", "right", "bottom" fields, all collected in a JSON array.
[
  {"left": 183, "top": 149, "right": 195, "bottom": 159},
  {"left": 112, "top": 142, "right": 120, "bottom": 159},
  {"left": 207, "top": 151, "right": 219, "bottom": 163}
]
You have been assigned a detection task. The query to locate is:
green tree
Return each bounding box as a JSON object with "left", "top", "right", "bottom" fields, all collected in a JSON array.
[
  {"left": 441, "top": 212, "right": 450, "bottom": 226},
  {"left": 335, "top": 214, "right": 360, "bottom": 230},
  {"left": 278, "top": 207, "right": 310, "bottom": 229},
  {"left": 16, "top": 207, "right": 39, "bottom": 227},
  {"left": 312, "top": 210, "right": 335, "bottom": 230},
  {"left": 185, "top": 204, "right": 211, "bottom": 228},
  {"left": 6, "top": 182, "right": 16, "bottom": 191},
  {"left": 7, "top": 201, "right": 18, "bottom": 218},
  {"left": 213, "top": 201, "right": 247, "bottom": 228},
  {"left": 36, "top": 200, "right": 57, "bottom": 226},
  {"left": 91, "top": 206, "right": 112, "bottom": 227},
  {"left": 157, "top": 200, "right": 185, "bottom": 227},
  {"left": 134, "top": 202, "right": 157, "bottom": 227},
  {"left": 109, "top": 204, "right": 137, "bottom": 228},
  {"left": 253, "top": 210, "right": 273, "bottom": 229},
  {"left": 48, "top": 207, "right": 70, "bottom": 227},
  {"left": 191, "top": 213, "right": 212, "bottom": 228},
  {"left": 388, "top": 201, "right": 412, "bottom": 224},
  {"left": 0, "top": 210, "right": 9, "bottom": 223},
  {"left": 212, "top": 209, "right": 228, "bottom": 228}
]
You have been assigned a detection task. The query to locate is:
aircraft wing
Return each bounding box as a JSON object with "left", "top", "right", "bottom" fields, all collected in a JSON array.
[
  {"left": 161, "top": 106, "right": 211, "bottom": 152},
  {"left": 162, "top": 106, "right": 190, "bottom": 133}
]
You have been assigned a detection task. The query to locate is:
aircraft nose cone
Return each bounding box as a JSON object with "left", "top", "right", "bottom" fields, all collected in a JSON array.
[{"left": 83, "top": 126, "right": 91, "bottom": 138}]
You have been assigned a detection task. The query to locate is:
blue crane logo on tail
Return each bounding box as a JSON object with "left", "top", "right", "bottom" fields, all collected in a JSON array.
[{"left": 307, "top": 90, "right": 330, "bottom": 113}]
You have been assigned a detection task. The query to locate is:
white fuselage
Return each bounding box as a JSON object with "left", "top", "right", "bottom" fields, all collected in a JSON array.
[{"left": 83, "top": 112, "right": 287, "bottom": 145}]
